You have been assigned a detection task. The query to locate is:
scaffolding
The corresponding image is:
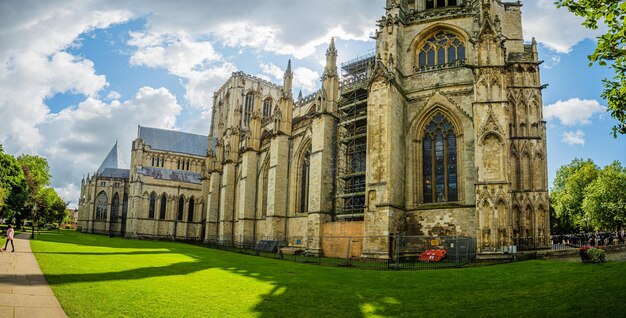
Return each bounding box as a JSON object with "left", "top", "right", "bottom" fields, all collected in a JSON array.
[{"left": 334, "top": 51, "right": 374, "bottom": 220}]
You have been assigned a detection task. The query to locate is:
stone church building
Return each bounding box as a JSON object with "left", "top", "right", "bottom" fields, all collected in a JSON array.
[{"left": 78, "top": 0, "right": 549, "bottom": 255}]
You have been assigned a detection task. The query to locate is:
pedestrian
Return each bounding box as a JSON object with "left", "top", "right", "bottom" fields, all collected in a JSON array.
[{"left": 3, "top": 224, "right": 14, "bottom": 252}]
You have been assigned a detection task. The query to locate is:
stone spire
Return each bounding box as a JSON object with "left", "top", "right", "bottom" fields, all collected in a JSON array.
[
  {"left": 283, "top": 59, "right": 293, "bottom": 96},
  {"left": 324, "top": 37, "right": 338, "bottom": 78}
]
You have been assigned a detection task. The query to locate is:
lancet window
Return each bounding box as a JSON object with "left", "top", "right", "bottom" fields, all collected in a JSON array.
[
  {"left": 96, "top": 191, "right": 108, "bottom": 220},
  {"left": 422, "top": 112, "right": 458, "bottom": 203}
]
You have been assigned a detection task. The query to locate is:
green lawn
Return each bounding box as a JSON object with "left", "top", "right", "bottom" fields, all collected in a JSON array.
[{"left": 31, "top": 231, "right": 626, "bottom": 318}]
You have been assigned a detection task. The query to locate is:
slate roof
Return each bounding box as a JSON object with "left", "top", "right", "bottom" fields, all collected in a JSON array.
[
  {"left": 138, "top": 126, "right": 208, "bottom": 157},
  {"left": 96, "top": 142, "right": 127, "bottom": 176},
  {"left": 137, "top": 167, "right": 202, "bottom": 184},
  {"left": 98, "top": 168, "right": 130, "bottom": 179}
]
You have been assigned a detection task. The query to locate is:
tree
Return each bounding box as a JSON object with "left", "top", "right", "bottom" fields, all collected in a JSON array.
[
  {"left": 0, "top": 149, "right": 28, "bottom": 220},
  {"left": 18, "top": 155, "right": 51, "bottom": 237},
  {"left": 556, "top": 0, "right": 626, "bottom": 136},
  {"left": 582, "top": 161, "right": 626, "bottom": 231},
  {"left": 550, "top": 159, "right": 599, "bottom": 232}
]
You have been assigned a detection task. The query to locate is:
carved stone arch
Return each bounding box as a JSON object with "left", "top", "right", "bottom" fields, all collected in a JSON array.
[
  {"left": 408, "top": 22, "right": 470, "bottom": 52},
  {"left": 479, "top": 108, "right": 505, "bottom": 137},
  {"left": 409, "top": 93, "right": 466, "bottom": 139}
]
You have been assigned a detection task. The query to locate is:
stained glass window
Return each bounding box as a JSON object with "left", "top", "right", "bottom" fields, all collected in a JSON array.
[
  {"left": 96, "top": 191, "right": 108, "bottom": 220},
  {"left": 187, "top": 197, "right": 195, "bottom": 222},
  {"left": 178, "top": 197, "right": 184, "bottom": 221},
  {"left": 243, "top": 93, "right": 254, "bottom": 128},
  {"left": 160, "top": 193, "right": 167, "bottom": 219},
  {"left": 111, "top": 193, "right": 119, "bottom": 221},
  {"left": 299, "top": 146, "right": 311, "bottom": 213},
  {"left": 417, "top": 32, "right": 465, "bottom": 68},
  {"left": 423, "top": 112, "right": 458, "bottom": 203},
  {"left": 149, "top": 193, "right": 156, "bottom": 219}
]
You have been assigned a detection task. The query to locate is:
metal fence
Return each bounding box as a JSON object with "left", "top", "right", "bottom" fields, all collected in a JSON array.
[{"left": 183, "top": 235, "right": 476, "bottom": 271}]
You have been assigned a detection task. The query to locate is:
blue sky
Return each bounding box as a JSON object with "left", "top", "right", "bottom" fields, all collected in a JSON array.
[{"left": 0, "top": 0, "right": 624, "bottom": 206}]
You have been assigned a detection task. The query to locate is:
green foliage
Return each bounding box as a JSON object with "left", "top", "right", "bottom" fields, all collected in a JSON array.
[
  {"left": 0, "top": 187, "right": 7, "bottom": 210},
  {"left": 552, "top": 159, "right": 626, "bottom": 232},
  {"left": 556, "top": 0, "right": 626, "bottom": 136},
  {"left": 0, "top": 149, "right": 28, "bottom": 219},
  {"left": 31, "top": 231, "right": 626, "bottom": 318},
  {"left": 550, "top": 159, "right": 599, "bottom": 232},
  {"left": 586, "top": 247, "right": 607, "bottom": 263},
  {"left": 583, "top": 161, "right": 626, "bottom": 230},
  {"left": 17, "top": 155, "right": 51, "bottom": 193}
]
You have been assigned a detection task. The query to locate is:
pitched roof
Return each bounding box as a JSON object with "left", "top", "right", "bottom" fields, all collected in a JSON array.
[
  {"left": 137, "top": 167, "right": 202, "bottom": 184},
  {"left": 98, "top": 168, "right": 130, "bottom": 179},
  {"left": 138, "top": 126, "right": 208, "bottom": 157},
  {"left": 96, "top": 142, "right": 127, "bottom": 175}
]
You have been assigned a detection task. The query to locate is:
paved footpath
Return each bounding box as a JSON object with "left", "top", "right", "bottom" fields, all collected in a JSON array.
[{"left": 0, "top": 233, "right": 67, "bottom": 318}]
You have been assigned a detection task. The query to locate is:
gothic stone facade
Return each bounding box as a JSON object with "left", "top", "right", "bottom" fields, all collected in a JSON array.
[{"left": 79, "top": 0, "right": 549, "bottom": 256}]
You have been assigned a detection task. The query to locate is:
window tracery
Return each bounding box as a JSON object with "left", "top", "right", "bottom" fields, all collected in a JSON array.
[
  {"left": 417, "top": 31, "right": 465, "bottom": 71},
  {"left": 422, "top": 112, "right": 458, "bottom": 203}
]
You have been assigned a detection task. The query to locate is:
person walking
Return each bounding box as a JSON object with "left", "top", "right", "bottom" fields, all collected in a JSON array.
[{"left": 3, "top": 224, "right": 14, "bottom": 252}]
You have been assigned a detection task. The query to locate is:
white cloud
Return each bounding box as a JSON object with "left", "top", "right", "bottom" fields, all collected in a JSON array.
[
  {"left": 107, "top": 90, "right": 121, "bottom": 100},
  {"left": 0, "top": 1, "right": 132, "bottom": 154},
  {"left": 129, "top": 31, "right": 236, "bottom": 109},
  {"left": 562, "top": 130, "right": 586, "bottom": 146},
  {"left": 544, "top": 98, "right": 605, "bottom": 126},
  {"left": 260, "top": 62, "right": 284, "bottom": 82},
  {"left": 522, "top": 0, "right": 606, "bottom": 53},
  {"left": 293, "top": 67, "right": 320, "bottom": 94},
  {"left": 39, "top": 86, "right": 182, "bottom": 205}
]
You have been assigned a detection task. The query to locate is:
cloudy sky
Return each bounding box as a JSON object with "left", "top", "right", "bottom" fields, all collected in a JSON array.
[{"left": 0, "top": 0, "right": 624, "bottom": 207}]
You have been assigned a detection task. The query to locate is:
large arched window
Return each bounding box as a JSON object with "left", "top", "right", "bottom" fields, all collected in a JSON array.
[
  {"left": 159, "top": 193, "right": 167, "bottom": 219},
  {"left": 298, "top": 145, "right": 311, "bottom": 213},
  {"left": 111, "top": 193, "right": 120, "bottom": 221},
  {"left": 263, "top": 98, "right": 273, "bottom": 121},
  {"left": 96, "top": 191, "right": 108, "bottom": 220},
  {"left": 242, "top": 93, "right": 254, "bottom": 128},
  {"left": 417, "top": 31, "right": 465, "bottom": 69},
  {"left": 177, "top": 196, "right": 184, "bottom": 221},
  {"left": 187, "top": 197, "right": 195, "bottom": 222},
  {"left": 148, "top": 193, "right": 156, "bottom": 219},
  {"left": 423, "top": 112, "right": 458, "bottom": 203}
]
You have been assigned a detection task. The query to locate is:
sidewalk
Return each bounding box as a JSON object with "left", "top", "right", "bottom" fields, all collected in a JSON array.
[{"left": 0, "top": 233, "right": 67, "bottom": 318}]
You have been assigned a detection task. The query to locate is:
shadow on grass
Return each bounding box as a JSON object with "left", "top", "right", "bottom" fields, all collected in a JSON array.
[{"left": 31, "top": 230, "right": 626, "bottom": 318}]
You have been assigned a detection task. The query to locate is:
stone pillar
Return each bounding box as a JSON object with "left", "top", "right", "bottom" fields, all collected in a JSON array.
[
  {"left": 306, "top": 113, "right": 337, "bottom": 254},
  {"left": 204, "top": 171, "right": 221, "bottom": 242},
  {"left": 219, "top": 163, "right": 236, "bottom": 242},
  {"left": 266, "top": 135, "right": 289, "bottom": 240},
  {"left": 236, "top": 151, "right": 258, "bottom": 245},
  {"left": 363, "top": 74, "right": 407, "bottom": 258}
]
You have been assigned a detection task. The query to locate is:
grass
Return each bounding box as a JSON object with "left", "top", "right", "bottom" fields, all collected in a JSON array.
[{"left": 31, "top": 231, "right": 626, "bottom": 318}]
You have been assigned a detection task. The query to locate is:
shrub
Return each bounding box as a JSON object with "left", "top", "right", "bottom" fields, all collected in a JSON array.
[{"left": 586, "top": 247, "right": 606, "bottom": 263}]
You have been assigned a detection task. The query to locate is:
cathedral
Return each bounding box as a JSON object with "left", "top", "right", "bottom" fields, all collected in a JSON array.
[{"left": 78, "top": 0, "right": 550, "bottom": 256}]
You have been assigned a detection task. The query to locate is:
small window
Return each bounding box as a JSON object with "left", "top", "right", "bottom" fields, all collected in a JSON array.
[
  {"left": 243, "top": 93, "right": 254, "bottom": 128},
  {"left": 100, "top": 182, "right": 106, "bottom": 187},
  {"left": 149, "top": 193, "right": 156, "bottom": 219},
  {"left": 177, "top": 197, "right": 184, "bottom": 221}
]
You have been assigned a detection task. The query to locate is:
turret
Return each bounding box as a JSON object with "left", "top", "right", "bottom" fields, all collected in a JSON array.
[
  {"left": 283, "top": 60, "right": 293, "bottom": 96},
  {"left": 324, "top": 37, "right": 338, "bottom": 78}
]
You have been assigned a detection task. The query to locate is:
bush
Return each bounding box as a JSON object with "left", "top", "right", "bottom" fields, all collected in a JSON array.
[{"left": 586, "top": 247, "right": 606, "bottom": 263}]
